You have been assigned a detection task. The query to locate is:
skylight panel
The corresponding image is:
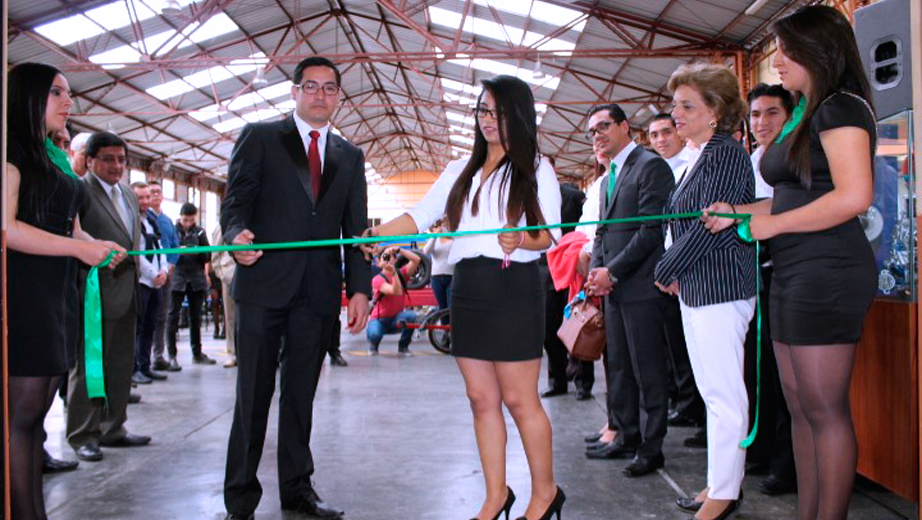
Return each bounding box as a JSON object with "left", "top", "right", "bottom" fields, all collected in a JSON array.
[
  {"left": 190, "top": 103, "right": 223, "bottom": 122},
  {"left": 446, "top": 111, "right": 476, "bottom": 125},
  {"left": 443, "top": 92, "right": 477, "bottom": 105},
  {"left": 450, "top": 125, "right": 475, "bottom": 135},
  {"left": 242, "top": 108, "right": 283, "bottom": 123},
  {"left": 146, "top": 54, "right": 266, "bottom": 100},
  {"left": 147, "top": 80, "right": 197, "bottom": 100},
  {"left": 187, "top": 13, "right": 239, "bottom": 44},
  {"left": 35, "top": 16, "right": 105, "bottom": 46},
  {"left": 428, "top": 6, "right": 575, "bottom": 52},
  {"left": 90, "top": 46, "right": 142, "bottom": 70},
  {"left": 440, "top": 78, "right": 481, "bottom": 96},
  {"left": 257, "top": 82, "right": 292, "bottom": 100},
  {"left": 276, "top": 100, "right": 297, "bottom": 111},
  {"left": 470, "top": 0, "right": 586, "bottom": 32},
  {"left": 450, "top": 135, "right": 476, "bottom": 146},
  {"left": 447, "top": 58, "right": 561, "bottom": 90},
  {"left": 227, "top": 92, "right": 265, "bottom": 111},
  {"left": 452, "top": 145, "right": 472, "bottom": 155},
  {"left": 213, "top": 117, "right": 248, "bottom": 133}
]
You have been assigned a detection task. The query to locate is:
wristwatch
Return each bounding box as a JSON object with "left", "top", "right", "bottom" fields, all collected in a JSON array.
[{"left": 608, "top": 271, "right": 618, "bottom": 285}]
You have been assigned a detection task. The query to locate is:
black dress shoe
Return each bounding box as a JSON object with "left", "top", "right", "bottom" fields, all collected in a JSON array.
[
  {"left": 75, "top": 443, "right": 103, "bottom": 462},
  {"left": 585, "top": 441, "right": 637, "bottom": 459},
  {"left": 224, "top": 513, "right": 254, "bottom": 520},
  {"left": 193, "top": 353, "right": 217, "bottom": 365},
  {"left": 329, "top": 352, "right": 348, "bottom": 367},
  {"left": 42, "top": 449, "right": 79, "bottom": 473},
  {"left": 152, "top": 357, "right": 170, "bottom": 371},
  {"left": 677, "top": 490, "right": 743, "bottom": 513},
  {"left": 576, "top": 389, "right": 592, "bottom": 400},
  {"left": 100, "top": 432, "right": 151, "bottom": 447},
  {"left": 623, "top": 453, "right": 665, "bottom": 478},
  {"left": 584, "top": 440, "right": 608, "bottom": 451},
  {"left": 131, "top": 371, "right": 153, "bottom": 384},
  {"left": 667, "top": 413, "right": 699, "bottom": 427},
  {"left": 680, "top": 498, "right": 740, "bottom": 520},
  {"left": 583, "top": 432, "right": 603, "bottom": 443},
  {"left": 166, "top": 357, "right": 182, "bottom": 371},
  {"left": 128, "top": 393, "right": 142, "bottom": 404},
  {"left": 281, "top": 488, "right": 343, "bottom": 518},
  {"left": 683, "top": 430, "right": 707, "bottom": 448},
  {"left": 540, "top": 386, "right": 567, "bottom": 398},
  {"left": 757, "top": 475, "right": 797, "bottom": 495}
]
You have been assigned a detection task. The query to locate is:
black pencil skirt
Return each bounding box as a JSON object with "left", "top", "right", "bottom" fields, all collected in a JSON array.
[{"left": 450, "top": 256, "right": 545, "bottom": 362}]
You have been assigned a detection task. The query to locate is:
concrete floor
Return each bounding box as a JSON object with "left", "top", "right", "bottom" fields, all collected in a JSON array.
[{"left": 42, "top": 315, "right": 916, "bottom": 520}]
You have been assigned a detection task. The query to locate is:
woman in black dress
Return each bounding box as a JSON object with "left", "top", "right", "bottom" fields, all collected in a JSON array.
[
  {"left": 366, "top": 76, "right": 563, "bottom": 520},
  {"left": 6, "top": 63, "right": 125, "bottom": 520},
  {"left": 704, "top": 6, "right": 876, "bottom": 520}
]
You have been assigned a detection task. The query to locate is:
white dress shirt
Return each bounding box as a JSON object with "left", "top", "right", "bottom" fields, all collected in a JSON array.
[
  {"left": 664, "top": 146, "right": 695, "bottom": 182},
  {"left": 293, "top": 115, "right": 330, "bottom": 171},
  {"left": 577, "top": 175, "right": 605, "bottom": 254},
  {"left": 407, "top": 156, "right": 561, "bottom": 265},
  {"left": 138, "top": 216, "right": 168, "bottom": 288},
  {"left": 750, "top": 146, "right": 774, "bottom": 199}
]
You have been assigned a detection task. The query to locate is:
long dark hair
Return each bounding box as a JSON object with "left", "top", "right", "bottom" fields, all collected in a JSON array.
[
  {"left": 8, "top": 62, "right": 64, "bottom": 213},
  {"left": 772, "top": 5, "right": 873, "bottom": 188},
  {"left": 443, "top": 75, "right": 546, "bottom": 237}
]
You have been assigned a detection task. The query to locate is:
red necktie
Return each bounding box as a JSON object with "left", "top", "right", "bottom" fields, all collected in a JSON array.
[{"left": 308, "top": 130, "right": 321, "bottom": 198}]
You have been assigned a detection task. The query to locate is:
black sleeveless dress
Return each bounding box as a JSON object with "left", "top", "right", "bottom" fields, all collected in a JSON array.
[
  {"left": 8, "top": 155, "right": 86, "bottom": 376},
  {"left": 760, "top": 92, "right": 877, "bottom": 345}
]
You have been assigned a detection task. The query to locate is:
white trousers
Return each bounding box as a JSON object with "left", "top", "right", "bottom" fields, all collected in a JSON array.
[{"left": 679, "top": 297, "right": 755, "bottom": 500}]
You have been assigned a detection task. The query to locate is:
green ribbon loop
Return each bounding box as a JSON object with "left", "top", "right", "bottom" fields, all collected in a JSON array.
[
  {"left": 736, "top": 216, "right": 754, "bottom": 243},
  {"left": 740, "top": 238, "right": 762, "bottom": 449},
  {"left": 83, "top": 250, "right": 116, "bottom": 400}
]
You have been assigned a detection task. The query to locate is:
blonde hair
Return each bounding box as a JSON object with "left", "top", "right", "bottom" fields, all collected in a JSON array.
[{"left": 667, "top": 63, "right": 746, "bottom": 134}]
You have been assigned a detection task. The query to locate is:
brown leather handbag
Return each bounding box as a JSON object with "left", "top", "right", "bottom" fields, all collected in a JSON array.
[{"left": 557, "top": 293, "right": 605, "bottom": 361}]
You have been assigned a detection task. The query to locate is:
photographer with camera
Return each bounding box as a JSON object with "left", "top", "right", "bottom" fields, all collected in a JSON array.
[{"left": 367, "top": 246, "right": 421, "bottom": 356}]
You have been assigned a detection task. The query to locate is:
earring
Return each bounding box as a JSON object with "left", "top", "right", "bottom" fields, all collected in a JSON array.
[{"left": 709, "top": 120, "right": 718, "bottom": 129}]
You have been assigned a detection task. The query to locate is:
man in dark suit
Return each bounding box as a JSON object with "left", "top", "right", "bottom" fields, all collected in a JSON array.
[
  {"left": 67, "top": 132, "right": 150, "bottom": 462},
  {"left": 220, "top": 56, "right": 372, "bottom": 520},
  {"left": 583, "top": 104, "right": 674, "bottom": 478}
]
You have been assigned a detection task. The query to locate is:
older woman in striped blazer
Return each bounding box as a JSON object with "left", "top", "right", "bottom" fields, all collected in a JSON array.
[{"left": 653, "top": 63, "right": 756, "bottom": 520}]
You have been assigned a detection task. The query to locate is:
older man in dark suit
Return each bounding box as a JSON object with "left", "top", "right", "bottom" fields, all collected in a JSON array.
[
  {"left": 67, "top": 132, "right": 150, "bottom": 462},
  {"left": 221, "top": 56, "right": 372, "bottom": 520},
  {"left": 583, "top": 104, "right": 674, "bottom": 478}
]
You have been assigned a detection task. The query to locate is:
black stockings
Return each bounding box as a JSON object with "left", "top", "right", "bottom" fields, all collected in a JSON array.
[
  {"left": 774, "top": 342, "right": 856, "bottom": 520},
  {"left": 10, "top": 375, "right": 64, "bottom": 520}
]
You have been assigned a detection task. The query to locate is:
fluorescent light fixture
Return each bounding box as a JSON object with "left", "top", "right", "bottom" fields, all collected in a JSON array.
[
  {"left": 448, "top": 58, "right": 560, "bottom": 90},
  {"left": 745, "top": 0, "right": 771, "bottom": 16},
  {"left": 161, "top": 0, "right": 182, "bottom": 15},
  {"left": 429, "top": 6, "right": 576, "bottom": 53}
]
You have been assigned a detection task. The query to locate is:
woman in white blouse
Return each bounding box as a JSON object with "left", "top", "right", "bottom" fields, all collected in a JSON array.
[{"left": 366, "top": 75, "right": 563, "bottom": 520}]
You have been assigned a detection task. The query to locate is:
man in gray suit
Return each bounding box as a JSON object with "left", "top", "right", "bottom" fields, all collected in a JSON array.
[
  {"left": 583, "top": 104, "right": 674, "bottom": 477},
  {"left": 67, "top": 132, "right": 151, "bottom": 462}
]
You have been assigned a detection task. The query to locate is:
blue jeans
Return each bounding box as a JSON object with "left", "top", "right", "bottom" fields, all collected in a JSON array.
[
  {"left": 430, "top": 275, "right": 452, "bottom": 311},
  {"left": 367, "top": 310, "right": 418, "bottom": 350}
]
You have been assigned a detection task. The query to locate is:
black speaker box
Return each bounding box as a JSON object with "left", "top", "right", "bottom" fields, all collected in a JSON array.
[{"left": 855, "top": 0, "right": 913, "bottom": 120}]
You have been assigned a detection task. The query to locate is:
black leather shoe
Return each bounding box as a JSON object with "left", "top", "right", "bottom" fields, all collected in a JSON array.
[
  {"left": 757, "top": 475, "right": 797, "bottom": 495},
  {"left": 679, "top": 498, "right": 740, "bottom": 520},
  {"left": 329, "top": 352, "right": 348, "bottom": 367},
  {"left": 576, "top": 388, "right": 592, "bottom": 400},
  {"left": 623, "top": 453, "right": 664, "bottom": 478},
  {"left": 142, "top": 370, "right": 167, "bottom": 381},
  {"left": 128, "top": 393, "right": 142, "bottom": 404},
  {"left": 193, "top": 353, "right": 217, "bottom": 365},
  {"left": 583, "top": 432, "right": 603, "bottom": 443},
  {"left": 667, "top": 412, "right": 699, "bottom": 427},
  {"left": 131, "top": 371, "right": 152, "bottom": 384},
  {"left": 75, "top": 443, "right": 103, "bottom": 462},
  {"left": 677, "top": 490, "right": 743, "bottom": 513},
  {"left": 675, "top": 496, "right": 702, "bottom": 512},
  {"left": 584, "top": 440, "right": 608, "bottom": 451},
  {"left": 42, "top": 449, "right": 79, "bottom": 473},
  {"left": 152, "top": 357, "right": 169, "bottom": 371},
  {"left": 540, "top": 386, "right": 567, "bottom": 398},
  {"left": 167, "top": 357, "right": 182, "bottom": 371},
  {"left": 585, "top": 441, "right": 637, "bottom": 459},
  {"left": 281, "top": 488, "right": 343, "bottom": 518},
  {"left": 224, "top": 513, "right": 254, "bottom": 520},
  {"left": 683, "top": 430, "right": 707, "bottom": 448},
  {"left": 100, "top": 432, "right": 151, "bottom": 447}
]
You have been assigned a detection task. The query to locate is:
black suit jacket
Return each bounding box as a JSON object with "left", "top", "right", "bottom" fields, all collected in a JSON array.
[
  {"left": 653, "top": 132, "right": 756, "bottom": 307},
  {"left": 221, "top": 116, "right": 372, "bottom": 314},
  {"left": 591, "top": 145, "right": 674, "bottom": 303}
]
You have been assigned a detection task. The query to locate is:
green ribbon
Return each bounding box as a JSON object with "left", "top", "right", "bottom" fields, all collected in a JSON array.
[
  {"left": 85, "top": 211, "right": 764, "bottom": 444},
  {"left": 45, "top": 138, "right": 79, "bottom": 180},
  {"left": 84, "top": 250, "right": 116, "bottom": 400},
  {"left": 774, "top": 97, "right": 807, "bottom": 144}
]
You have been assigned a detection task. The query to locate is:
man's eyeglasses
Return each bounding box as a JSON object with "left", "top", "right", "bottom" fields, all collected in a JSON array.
[
  {"left": 295, "top": 81, "right": 340, "bottom": 96},
  {"left": 585, "top": 120, "right": 614, "bottom": 141},
  {"left": 473, "top": 106, "right": 497, "bottom": 120}
]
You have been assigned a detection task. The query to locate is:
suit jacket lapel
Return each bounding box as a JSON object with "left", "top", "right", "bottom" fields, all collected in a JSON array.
[
  {"left": 87, "top": 175, "right": 131, "bottom": 241},
  {"left": 279, "top": 116, "right": 316, "bottom": 203},
  {"left": 318, "top": 133, "right": 342, "bottom": 203},
  {"left": 604, "top": 146, "right": 644, "bottom": 217}
]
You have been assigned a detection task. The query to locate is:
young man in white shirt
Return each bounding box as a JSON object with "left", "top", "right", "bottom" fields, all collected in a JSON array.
[
  {"left": 131, "top": 182, "right": 169, "bottom": 384},
  {"left": 647, "top": 113, "right": 695, "bottom": 181}
]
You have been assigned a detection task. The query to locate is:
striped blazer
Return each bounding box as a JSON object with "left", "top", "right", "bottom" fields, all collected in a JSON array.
[{"left": 653, "top": 132, "right": 757, "bottom": 307}]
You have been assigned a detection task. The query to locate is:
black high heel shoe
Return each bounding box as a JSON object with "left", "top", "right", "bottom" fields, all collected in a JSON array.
[
  {"left": 470, "top": 487, "right": 516, "bottom": 520},
  {"left": 515, "top": 486, "right": 565, "bottom": 520}
]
